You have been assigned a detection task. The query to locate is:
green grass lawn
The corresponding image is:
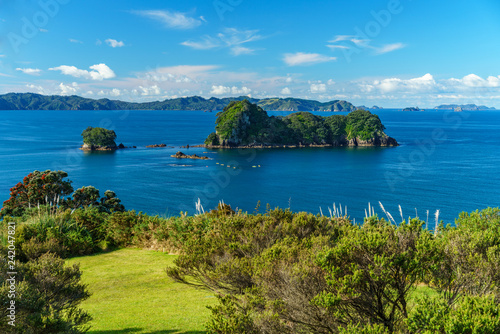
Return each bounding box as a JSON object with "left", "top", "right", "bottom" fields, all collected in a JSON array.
[{"left": 66, "top": 248, "right": 215, "bottom": 334}]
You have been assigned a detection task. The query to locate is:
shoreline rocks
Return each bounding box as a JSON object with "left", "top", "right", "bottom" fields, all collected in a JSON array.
[
  {"left": 146, "top": 143, "right": 167, "bottom": 148},
  {"left": 80, "top": 143, "right": 134, "bottom": 151},
  {"left": 206, "top": 135, "right": 398, "bottom": 149}
]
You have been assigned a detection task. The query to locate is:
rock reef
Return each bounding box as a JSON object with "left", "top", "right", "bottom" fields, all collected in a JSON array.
[{"left": 171, "top": 151, "right": 210, "bottom": 160}]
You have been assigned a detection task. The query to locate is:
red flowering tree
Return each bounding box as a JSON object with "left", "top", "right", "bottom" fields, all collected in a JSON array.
[{"left": 1, "top": 170, "right": 73, "bottom": 217}]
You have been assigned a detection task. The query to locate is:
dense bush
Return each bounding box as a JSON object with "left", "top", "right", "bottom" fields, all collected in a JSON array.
[
  {"left": 81, "top": 126, "right": 117, "bottom": 147},
  {"left": 0, "top": 247, "right": 91, "bottom": 333},
  {"left": 167, "top": 207, "right": 500, "bottom": 334}
]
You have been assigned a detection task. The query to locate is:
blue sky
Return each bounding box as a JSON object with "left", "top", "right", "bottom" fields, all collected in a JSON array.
[{"left": 1, "top": 0, "right": 500, "bottom": 107}]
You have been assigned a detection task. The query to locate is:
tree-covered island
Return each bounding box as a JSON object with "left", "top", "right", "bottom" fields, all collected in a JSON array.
[
  {"left": 81, "top": 126, "right": 123, "bottom": 151},
  {"left": 204, "top": 100, "right": 398, "bottom": 148}
]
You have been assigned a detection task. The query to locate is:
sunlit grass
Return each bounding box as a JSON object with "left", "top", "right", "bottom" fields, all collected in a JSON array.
[{"left": 66, "top": 248, "right": 215, "bottom": 334}]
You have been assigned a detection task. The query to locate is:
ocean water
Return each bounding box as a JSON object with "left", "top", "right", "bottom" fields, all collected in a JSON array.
[{"left": 1, "top": 109, "right": 499, "bottom": 224}]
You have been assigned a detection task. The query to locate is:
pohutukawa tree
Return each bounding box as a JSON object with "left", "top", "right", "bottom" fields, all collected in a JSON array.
[{"left": 0, "top": 170, "right": 73, "bottom": 217}]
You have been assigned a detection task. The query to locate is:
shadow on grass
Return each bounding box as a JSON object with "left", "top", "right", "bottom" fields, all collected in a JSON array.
[{"left": 89, "top": 329, "right": 206, "bottom": 334}]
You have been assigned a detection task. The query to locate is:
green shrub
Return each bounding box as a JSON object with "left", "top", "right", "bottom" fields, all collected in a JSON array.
[{"left": 0, "top": 251, "right": 91, "bottom": 333}]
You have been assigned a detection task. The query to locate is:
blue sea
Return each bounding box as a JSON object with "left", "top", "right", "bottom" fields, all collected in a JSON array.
[{"left": 1, "top": 109, "right": 499, "bottom": 224}]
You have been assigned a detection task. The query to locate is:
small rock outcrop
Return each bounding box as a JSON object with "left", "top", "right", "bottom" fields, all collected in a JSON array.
[
  {"left": 171, "top": 151, "right": 210, "bottom": 160},
  {"left": 146, "top": 144, "right": 167, "bottom": 148}
]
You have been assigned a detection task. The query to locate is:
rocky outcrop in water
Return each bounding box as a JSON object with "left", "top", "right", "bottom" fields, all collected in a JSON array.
[{"left": 171, "top": 151, "right": 210, "bottom": 160}]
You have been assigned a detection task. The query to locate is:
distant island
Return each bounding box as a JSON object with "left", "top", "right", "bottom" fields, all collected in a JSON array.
[
  {"left": 434, "top": 104, "right": 496, "bottom": 110},
  {"left": 403, "top": 107, "right": 420, "bottom": 111},
  {"left": 204, "top": 100, "right": 398, "bottom": 148},
  {"left": 0, "top": 92, "right": 355, "bottom": 112}
]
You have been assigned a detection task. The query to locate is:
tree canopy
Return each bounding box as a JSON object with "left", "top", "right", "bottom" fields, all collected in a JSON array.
[
  {"left": 0, "top": 170, "right": 125, "bottom": 218},
  {"left": 81, "top": 126, "right": 117, "bottom": 147}
]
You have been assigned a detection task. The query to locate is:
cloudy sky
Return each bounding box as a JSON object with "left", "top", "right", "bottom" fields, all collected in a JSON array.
[{"left": 1, "top": 0, "right": 500, "bottom": 107}]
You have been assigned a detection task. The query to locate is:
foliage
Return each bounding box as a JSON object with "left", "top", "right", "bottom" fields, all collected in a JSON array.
[
  {"left": 0, "top": 170, "right": 73, "bottom": 218},
  {"left": 424, "top": 207, "right": 500, "bottom": 304},
  {"left": 0, "top": 249, "right": 91, "bottom": 333},
  {"left": 81, "top": 126, "right": 117, "bottom": 147},
  {"left": 213, "top": 100, "right": 270, "bottom": 145},
  {"left": 68, "top": 186, "right": 100, "bottom": 208},
  {"left": 406, "top": 295, "right": 500, "bottom": 334},
  {"left": 1, "top": 171, "right": 125, "bottom": 219},
  {"left": 12, "top": 210, "right": 100, "bottom": 260},
  {"left": 167, "top": 208, "right": 500, "bottom": 334},
  {"left": 205, "top": 132, "right": 220, "bottom": 146},
  {"left": 345, "top": 109, "right": 385, "bottom": 140},
  {"left": 206, "top": 100, "right": 392, "bottom": 146}
]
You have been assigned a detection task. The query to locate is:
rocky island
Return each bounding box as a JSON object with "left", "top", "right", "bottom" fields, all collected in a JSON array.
[
  {"left": 81, "top": 126, "right": 124, "bottom": 151},
  {"left": 204, "top": 100, "right": 398, "bottom": 148},
  {"left": 403, "top": 107, "right": 420, "bottom": 111}
]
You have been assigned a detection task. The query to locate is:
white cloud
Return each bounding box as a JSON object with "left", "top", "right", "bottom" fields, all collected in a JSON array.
[
  {"left": 181, "top": 36, "right": 220, "bottom": 50},
  {"left": 326, "top": 45, "right": 349, "bottom": 50},
  {"left": 133, "top": 10, "right": 202, "bottom": 29},
  {"left": 209, "top": 85, "right": 251, "bottom": 96},
  {"left": 328, "top": 35, "right": 405, "bottom": 56},
  {"left": 231, "top": 86, "right": 251, "bottom": 95},
  {"left": 231, "top": 46, "right": 254, "bottom": 56},
  {"left": 210, "top": 85, "right": 231, "bottom": 95},
  {"left": 109, "top": 88, "right": 121, "bottom": 97},
  {"left": 39, "top": 28, "right": 48, "bottom": 33},
  {"left": 449, "top": 74, "right": 500, "bottom": 88},
  {"left": 374, "top": 43, "right": 406, "bottom": 55},
  {"left": 26, "top": 84, "right": 44, "bottom": 93},
  {"left": 283, "top": 52, "right": 336, "bottom": 66},
  {"left": 69, "top": 38, "right": 83, "bottom": 44},
  {"left": 365, "top": 73, "right": 437, "bottom": 93},
  {"left": 310, "top": 83, "right": 327, "bottom": 93},
  {"left": 16, "top": 68, "right": 42, "bottom": 76},
  {"left": 105, "top": 39, "right": 125, "bottom": 48},
  {"left": 182, "top": 28, "right": 262, "bottom": 56},
  {"left": 49, "top": 63, "right": 116, "bottom": 81},
  {"left": 280, "top": 87, "right": 291, "bottom": 95},
  {"left": 137, "top": 85, "right": 162, "bottom": 96},
  {"left": 329, "top": 35, "right": 368, "bottom": 46},
  {"left": 59, "top": 82, "right": 79, "bottom": 95},
  {"left": 0, "top": 54, "right": 6, "bottom": 58}
]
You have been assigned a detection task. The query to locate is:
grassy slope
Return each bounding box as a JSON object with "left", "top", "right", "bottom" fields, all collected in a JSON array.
[{"left": 66, "top": 248, "right": 215, "bottom": 334}]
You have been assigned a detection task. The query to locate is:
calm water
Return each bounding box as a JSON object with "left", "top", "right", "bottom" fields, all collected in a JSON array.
[{"left": 1, "top": 109, "right": 499, "bottom": 224}]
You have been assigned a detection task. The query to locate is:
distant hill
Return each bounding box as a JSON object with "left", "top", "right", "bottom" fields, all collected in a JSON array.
[
  {"left": 434, "top": 104, "right": 496, "bottom": 110},
  {"left": 403, "top": 107, "right": 420, "bottom": 111},
  {"left": 0, "top": 93, "right": 356, "bottom": 112}
]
